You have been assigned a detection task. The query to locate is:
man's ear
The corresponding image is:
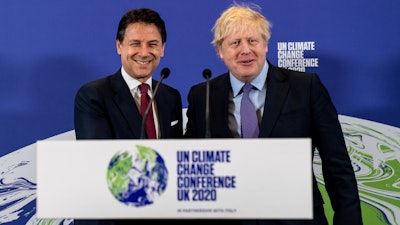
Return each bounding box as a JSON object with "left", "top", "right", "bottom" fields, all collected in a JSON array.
[{"left": 116, "top": 40, "right": 122, "bottom": 55}]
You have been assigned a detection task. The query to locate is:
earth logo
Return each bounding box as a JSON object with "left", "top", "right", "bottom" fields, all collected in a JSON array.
[{"left": 106, "top": 145, "right": 168, "bottom": 207}]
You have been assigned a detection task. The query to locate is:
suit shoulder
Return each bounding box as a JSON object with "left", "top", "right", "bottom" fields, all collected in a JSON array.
[
  {"left": 275, "top": 66, "right": 318, "bottom": 82},
  {"left": 84, "top": 75, "right": 113, "bottom": 87},
  {"left": 276, "top": 65, "right": 316, "bottom": 76},
  {"left": 159, "top": 82, "right": 181, "bottom": 96},
  {"left": 76, "top": 73, "right": 118, "bottom": 98}
]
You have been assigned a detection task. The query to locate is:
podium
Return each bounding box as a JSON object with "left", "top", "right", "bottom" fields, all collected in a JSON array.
[{"left": 36, "top": 138, "right": 312, "bottom": 219}]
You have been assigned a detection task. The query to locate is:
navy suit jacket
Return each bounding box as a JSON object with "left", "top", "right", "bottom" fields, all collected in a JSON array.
[
  {"left": 73, "top": 70, "right": 183, "bottom": 225},
  {"left": 185, "top": 62, "right": 363, "bottom": 225},
  {"left": 74, "top": 69, "right": 183, "bottom": 140}
]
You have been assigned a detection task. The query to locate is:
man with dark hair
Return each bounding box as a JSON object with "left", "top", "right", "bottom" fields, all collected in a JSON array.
[
  {"left": 74, "top": 8, "right": 183, "bottom": 225},
  {"left": 75, "top": 7, "right": 182, "bottom": 140}
]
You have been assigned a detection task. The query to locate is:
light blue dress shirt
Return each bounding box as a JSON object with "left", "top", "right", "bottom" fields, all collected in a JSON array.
[{"left": 229, "top": 61, "right": 268, "bottom": 136}]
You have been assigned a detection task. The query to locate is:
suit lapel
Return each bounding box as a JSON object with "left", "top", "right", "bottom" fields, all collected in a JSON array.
[
  {"left": 153, "top": 80, "right": 168, "bottom": 138},
  {"left": 210, "top": 74, "right": 234, "bottom": 137},
  {"left": 111, "top": 71, "right": 142, "bottom": 138},
  {"left": 259, "top": 64, "right": 289, "bottom": 137}
]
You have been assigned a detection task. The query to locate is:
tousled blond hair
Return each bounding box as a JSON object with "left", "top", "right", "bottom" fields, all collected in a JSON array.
[{"left": 211, "top": 2, "right": 272, "bottom": 47}]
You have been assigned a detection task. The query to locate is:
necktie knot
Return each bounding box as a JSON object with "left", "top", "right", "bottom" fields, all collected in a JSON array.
[
  {"left": 140, "top": 83, "right": 149, "bottom": 94},
  {"left": 243, "top": 83, "right": 253, "bottom": 94}
]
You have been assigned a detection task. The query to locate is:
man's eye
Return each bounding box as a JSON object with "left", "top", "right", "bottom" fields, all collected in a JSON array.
[
  {"left": 231, "top": 41, "right": 240, "bottom": 47},
  {"left": 249, "top": 39, "right": 258, "bottom": 45}
]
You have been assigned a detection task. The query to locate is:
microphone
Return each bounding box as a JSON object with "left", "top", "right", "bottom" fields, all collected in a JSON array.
[
  {"left": 203, "top": 68, "right": 212, "bottom": 138},
  {"left": 140, "top": 67, "right": 170, "bottom": 139},
  {"left": 203, "top": 68, "right": 211, "bottom": 79}
]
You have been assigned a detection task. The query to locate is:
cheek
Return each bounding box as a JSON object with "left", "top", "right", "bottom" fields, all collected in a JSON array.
[
  {"left": 219, "top": 49, "right": 232, "bottom": 60},
  {"left": 156, "top": 49, "right": 164, "bottom": 58},
  {"left": 117, "top": 46, "right": 129, "bottom": 56}
]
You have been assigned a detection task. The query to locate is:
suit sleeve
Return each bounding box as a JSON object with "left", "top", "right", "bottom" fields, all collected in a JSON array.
[{"left": 310, "top": 75, "right": 363, "bottom": 225}]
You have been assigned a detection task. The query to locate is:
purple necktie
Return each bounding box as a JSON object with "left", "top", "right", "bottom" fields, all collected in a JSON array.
[
  {"left": 240, "top": 83, "right": 259, "bottom": 138},
  {"left": 139, "top": 83, "right": 156, "bottom": 139}
]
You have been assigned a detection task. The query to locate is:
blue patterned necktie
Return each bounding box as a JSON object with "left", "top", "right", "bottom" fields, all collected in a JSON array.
[{"left": 240, "top": 83, "right": 259, "bottom": 138}]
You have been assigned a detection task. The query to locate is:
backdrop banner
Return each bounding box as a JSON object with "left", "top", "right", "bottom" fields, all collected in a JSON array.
[
  {"left": 36, "top": 139, "right": 312, "bottom": 220},
  {"left": 1, "top": 0, "right": 399, "bottom": 224}
]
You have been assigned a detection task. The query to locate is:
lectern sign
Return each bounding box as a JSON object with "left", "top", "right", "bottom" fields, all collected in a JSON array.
[
  {"left": 176, "top": 150, "right": 235, "bottom": 202},
  {"left": 36, "top": 139, "right": 312, "bottom": 219}
]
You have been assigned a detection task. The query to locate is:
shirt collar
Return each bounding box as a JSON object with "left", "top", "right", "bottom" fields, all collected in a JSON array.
[
  {"left": 121, "top": 67, "right": 153, "bottom": 91},
  {"left": 230, "top": 60, "right": 269, "bottom": 97}
]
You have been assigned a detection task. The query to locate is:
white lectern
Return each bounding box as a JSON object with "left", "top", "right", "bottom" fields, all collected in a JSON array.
[{"left": 36, "top": 138, "right": 312, "bottom": 220}]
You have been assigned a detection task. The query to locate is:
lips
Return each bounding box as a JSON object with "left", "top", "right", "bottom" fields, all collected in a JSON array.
[
  {"left": 239, "top": 59, "right": 255, "bottom": 65},
  {"left": 134, "top": 59, "right": 152, "bottom": 65}
]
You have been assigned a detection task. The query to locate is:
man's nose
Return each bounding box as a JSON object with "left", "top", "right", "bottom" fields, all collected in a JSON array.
[
  {"left": 240, "top": 42, "right": 251, "bottom": 54},
  {"left": 138, "top": 45, "right": 150, "bottom": 56}
]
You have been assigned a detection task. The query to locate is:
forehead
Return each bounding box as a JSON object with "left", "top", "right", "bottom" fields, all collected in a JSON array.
[
  {"left": 224, "top": 27, "right": 262, "bottom": 41},
  {"left": 124, "top": 22, "right": 162, "bottom": 41}
]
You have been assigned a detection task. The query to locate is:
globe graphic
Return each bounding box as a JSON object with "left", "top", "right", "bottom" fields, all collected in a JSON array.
[{"left": 106, "top": 145, "right": 168, "bottom": 207}]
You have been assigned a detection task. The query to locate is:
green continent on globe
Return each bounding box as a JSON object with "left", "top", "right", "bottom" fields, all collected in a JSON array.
[
  {"left": 137, "top": 145, "right": 157, "bottom": 171},
  {"left": 107, "top": 151, "right": 133, "bottom": 200}
]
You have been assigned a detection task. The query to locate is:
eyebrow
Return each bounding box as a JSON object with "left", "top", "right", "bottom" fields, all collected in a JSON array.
[{"left": 128, "top": 39, "right": 161, "bottom": 43}]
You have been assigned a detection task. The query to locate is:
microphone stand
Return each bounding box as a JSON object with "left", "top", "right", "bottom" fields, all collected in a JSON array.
[
  {"left": 140, "top": 68, "right": 170, "bottom": 139},
  {"left": 203, "top": 69, "right": 212, "bottom": 138}
]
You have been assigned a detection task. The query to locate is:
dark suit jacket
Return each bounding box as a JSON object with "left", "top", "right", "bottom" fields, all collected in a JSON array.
[
  {"left": 74, "top": 69, "right": 183, "bottom": 140},
  {"left": 184, "top": 62, "right": 363, "bottom": 225},
  {"left": 73, "top": 69, "right": 183, "bottom": 225}
]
